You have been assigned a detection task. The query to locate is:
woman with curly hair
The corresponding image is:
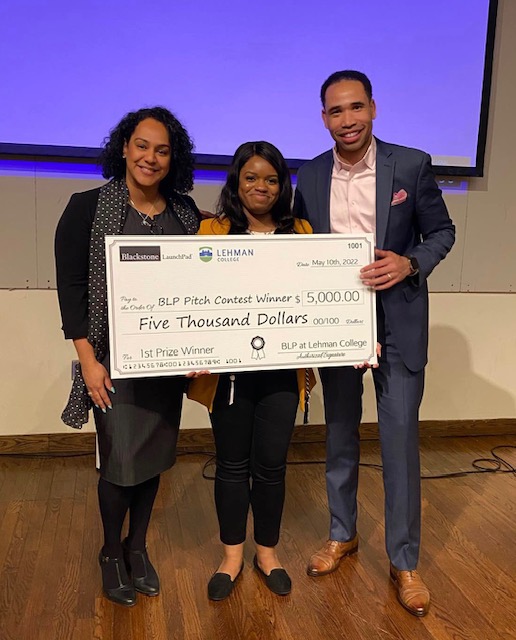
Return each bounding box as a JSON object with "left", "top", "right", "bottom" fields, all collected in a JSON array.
[
  {"left": 188, "top": 141, "right": 315, "bottom": 601},
  {"left": 55, "top": 107, "right": 200, "bottom": 607}
]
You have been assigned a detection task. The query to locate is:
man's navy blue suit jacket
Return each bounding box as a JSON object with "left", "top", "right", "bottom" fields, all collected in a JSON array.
[{"left": 293, "top": 137, "right": 456, "bottom": 372}]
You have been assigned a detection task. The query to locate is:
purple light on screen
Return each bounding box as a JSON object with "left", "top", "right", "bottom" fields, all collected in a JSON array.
[{"left": 0, "top": 0, "right": 492, "bottom": 168}]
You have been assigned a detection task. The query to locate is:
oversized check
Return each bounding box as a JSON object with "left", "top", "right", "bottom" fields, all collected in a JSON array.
[{"left": 105, "top": 234, "right": 377, "bottom": 378}]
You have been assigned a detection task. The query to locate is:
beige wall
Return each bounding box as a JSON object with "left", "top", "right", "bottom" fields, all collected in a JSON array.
[
  {"left": 1, "top": 290, "right": 514, "bottom": 436},
  {"left": 0, "top": 0, "right": 515, "bottom": 435}
]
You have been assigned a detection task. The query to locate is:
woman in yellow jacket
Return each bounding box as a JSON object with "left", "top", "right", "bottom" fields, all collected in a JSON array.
[{"left": 188, "top": 141, "right": 315, "bottom": 600}]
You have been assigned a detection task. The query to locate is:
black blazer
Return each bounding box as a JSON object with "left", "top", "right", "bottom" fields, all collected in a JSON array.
[{"left": 55, "top": 187, "right": 199, "bottom": 339}]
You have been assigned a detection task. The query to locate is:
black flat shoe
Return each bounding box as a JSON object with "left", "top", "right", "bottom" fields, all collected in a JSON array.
[
  {"left": 207, "top": 563, "right": 244, "bottom": 601},
  {"left": 98, "top": 551, "right": 137, "bottom": 607},
  {"left": 253, "top": 555, "right": 291, "bottom": 596},
  {"left": 122, "top": 539, "right": 160, "bottom": 596}
]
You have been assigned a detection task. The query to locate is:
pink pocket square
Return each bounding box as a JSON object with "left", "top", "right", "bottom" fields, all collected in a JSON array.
[{"left": 391, "top": 189, "right": 408, "bottom": 206}]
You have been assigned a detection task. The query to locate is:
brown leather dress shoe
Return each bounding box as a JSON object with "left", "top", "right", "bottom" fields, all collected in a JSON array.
[
  {"left": 390, "top": 565, "right": 430, "bottom": 617},
  {"left": 306, "top": 535, "right": 359, "bottom": 576}
]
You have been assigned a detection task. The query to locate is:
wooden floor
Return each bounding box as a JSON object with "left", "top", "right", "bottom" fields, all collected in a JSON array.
[{"left": 0, "top": 435, "right": 515, "bottom": 640}]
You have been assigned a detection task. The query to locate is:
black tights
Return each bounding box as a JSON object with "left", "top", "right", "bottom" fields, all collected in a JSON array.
[{"left": 98, "top": 475, "right": 160, "bottom": 557}]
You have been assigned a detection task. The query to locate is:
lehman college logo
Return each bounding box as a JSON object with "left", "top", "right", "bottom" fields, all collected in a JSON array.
[{"left": 199, "top": 246, "right": 213, "bottom": 262}]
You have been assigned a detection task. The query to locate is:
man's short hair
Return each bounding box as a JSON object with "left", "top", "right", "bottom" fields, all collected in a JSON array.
[{"left": 320, "top": 70, "right": 373, "bottom": 106}]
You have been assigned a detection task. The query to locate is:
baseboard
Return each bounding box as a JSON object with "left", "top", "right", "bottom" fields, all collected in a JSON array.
[{"left": 0, "top": 419, "right": 514, "bottom": 456}]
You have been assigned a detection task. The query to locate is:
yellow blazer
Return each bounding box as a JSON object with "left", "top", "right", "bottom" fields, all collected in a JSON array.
[{"left": 187, "top": 215, "right": 316, "bottom": 412}]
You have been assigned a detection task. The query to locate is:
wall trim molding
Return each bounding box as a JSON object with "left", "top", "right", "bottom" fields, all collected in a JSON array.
[{"left": 0, "top": 419, "right": 514, "bottom": 455}]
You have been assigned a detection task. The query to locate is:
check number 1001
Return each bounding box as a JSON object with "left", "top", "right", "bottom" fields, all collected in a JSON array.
[{"left": 303, "top": 290, "right": 362, "bottom": 305}]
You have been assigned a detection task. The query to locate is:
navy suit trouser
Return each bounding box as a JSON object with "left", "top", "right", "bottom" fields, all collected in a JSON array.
[{"left": 319, "top": 316, "right": 424, "bottom": 570}]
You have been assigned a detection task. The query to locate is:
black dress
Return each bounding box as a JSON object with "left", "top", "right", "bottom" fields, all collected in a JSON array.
[{"left": 94, "top": 206, "right": 187, "bottom": 486}]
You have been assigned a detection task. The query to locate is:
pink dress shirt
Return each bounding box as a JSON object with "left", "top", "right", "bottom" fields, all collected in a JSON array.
[{"left": 329, "top": 137, "right": 377, "bottom": 236}]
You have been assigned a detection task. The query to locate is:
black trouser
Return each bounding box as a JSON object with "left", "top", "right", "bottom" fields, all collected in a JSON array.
[{"left": 210, "top": 369, "right": 298, "bottom": 547}]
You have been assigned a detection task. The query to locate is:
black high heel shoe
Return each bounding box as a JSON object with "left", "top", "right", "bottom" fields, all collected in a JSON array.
[
  {"left": 122, "top": 539, "right": 160, "bottom": 596},
  {"left": 98, "top": 551, "right": 137, "bottom": 607}
]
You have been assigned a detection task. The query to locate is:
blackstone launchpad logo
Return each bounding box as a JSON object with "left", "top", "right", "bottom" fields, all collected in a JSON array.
[
  {"left": 199, "top": 246, "right": 213, "bottom": 262},
  {"left": 120, "top": 246, "right": 161, "bottom": 261}
]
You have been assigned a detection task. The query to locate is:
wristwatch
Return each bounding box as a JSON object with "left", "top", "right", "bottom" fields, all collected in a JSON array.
[{"left": 406, "top": 255, "right": 419, "bottom": 276}]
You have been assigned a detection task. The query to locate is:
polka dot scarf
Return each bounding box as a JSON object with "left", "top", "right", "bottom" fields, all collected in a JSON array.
[{"left": 61, "top": 178, "right": 200, "bottom": 428}]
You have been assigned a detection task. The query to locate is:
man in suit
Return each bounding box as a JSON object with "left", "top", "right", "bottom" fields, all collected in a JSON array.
[{"left": 293, "top": 70, "right": 455, "bottom": 617}]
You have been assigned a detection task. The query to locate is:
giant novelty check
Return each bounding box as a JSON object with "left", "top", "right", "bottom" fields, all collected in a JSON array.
[{"left": 105, "top": 234, "right": 377, "bottom": 378}]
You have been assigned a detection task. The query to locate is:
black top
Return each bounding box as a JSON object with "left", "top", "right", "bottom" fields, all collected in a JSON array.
[
  {"left": 123, "top": 204, "right": 185, "bottom": 235},
  {"left": 55, "top": 187, "right": 199, "bottom": 340}
]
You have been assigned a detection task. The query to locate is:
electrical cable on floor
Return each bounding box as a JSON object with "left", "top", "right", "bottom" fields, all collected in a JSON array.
[
  {"left": 197, "top": 444, "right": 516, "bottom": 481},
  {"left": 1, "top": 443, "right": 514, "bottom": 481},
  {"left": 286, "top": 443, "right": 516, "bottom": 480}
]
